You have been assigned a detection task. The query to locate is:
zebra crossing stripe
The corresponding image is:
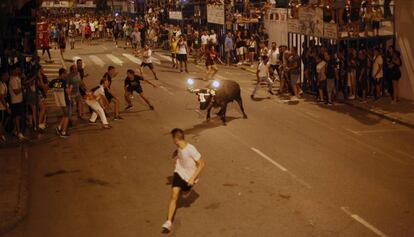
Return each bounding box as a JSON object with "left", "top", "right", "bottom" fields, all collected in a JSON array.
[
  {"left": 89, "top": 55, "right": 105, "bottom": 67},
  {"left": 122, "top": 53, "right": 142, "bottom": 64},
  {"left": 151, "top": 56, "right": 161, "bottom": 65},
  {"left": 106, "top": 54, "right": 123, "bottom": 66}
]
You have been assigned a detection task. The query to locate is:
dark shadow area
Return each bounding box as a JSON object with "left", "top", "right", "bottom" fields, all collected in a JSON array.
[
  {"left": 177, "top": 190, "right": 200, "bottom": 209},
  {"left": 182, "top": 117, "right": 239, "bottom": 137}
]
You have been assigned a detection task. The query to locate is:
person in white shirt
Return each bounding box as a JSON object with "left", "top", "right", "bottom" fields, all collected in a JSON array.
[
  {"left": 251, "top": 56, "right": 274, "bottom": 99},
  {"left": 176, "top": 36, "right": 189, "bottom": 73},
  {"left": 139, "top": 44, "right": 159, "bottom": 80},
  {"left": 162, "top": 128, "right": 205, "bottom": 233},
  {"left": 85, "top": 78, "right": 111, "bottom": 129},
  {"left": 0, "top": 71, "right": 9, "bottom": 142},
  {"left": 268, "top": 42, "right": 280, "bottom": 81},
  {"left": 9, "top": 67, "right": 25, "bottom": 140},
  {"left": 372, "top": 48, "right": 383, "bottom": 100},
  {"left": 201, "top": 31, "right": 209, "bottom": 53},
  {"left": 209, "top": 30, "right": 218, "bottom": 46}
]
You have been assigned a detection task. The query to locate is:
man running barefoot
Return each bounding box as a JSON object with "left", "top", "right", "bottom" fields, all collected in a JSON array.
[
  {"left": 162, "top": 128, "right": 205, "bottom": 233},
  {"left": 124, "top": 69, "right": 156, "bottom": 110}
]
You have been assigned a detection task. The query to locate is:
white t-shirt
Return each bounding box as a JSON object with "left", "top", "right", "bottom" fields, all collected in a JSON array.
[
  {"left": 201, "top": 35, "right": 209, "bottom": 45},
  {"left": 0, "top": 81, "right": 7, "bottom": 110},
  {"left": 142, "top": 49, "right": 152, "bottom": 64},
  {"left": 372, "top": 55, "right": 383, "bottom": 79},
  {"left": 9, "top": 76, "right": 23, "bottom": 104},
  {"left": 209, "top": 34, "right": 217, "bottom": 44},
  {"left": 178, "top": 42, "right": 187, "bottom": 54},
  {"left": 268, "top": 49, "right": 280, "bottom": 65},
  {"left": 258, "top": 62, "right": 270, "bottom": 78},
  {"left": 93, "top": 85, "right": 105, "bottom": 100},
  {"left": 90, "top": 22, "right": 95, "bottom": 32},
  {"left": 175, "top": 143, "right": 202, "bottom": 182}
]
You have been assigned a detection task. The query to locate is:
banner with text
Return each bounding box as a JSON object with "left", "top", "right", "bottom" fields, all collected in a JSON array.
[{"left": 207, "top": 5, "right": 225, "bottom": 25}]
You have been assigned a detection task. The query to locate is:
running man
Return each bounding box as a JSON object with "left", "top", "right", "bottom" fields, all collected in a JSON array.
[
  {"left": 124, "top": 69, "right": 156, "bottom": 110},
  {"left": 162, "top": 128, "right": 205, "bottom": 233},
  {"left": 140, "top": 44, "right": 159, "bottom": 80}
]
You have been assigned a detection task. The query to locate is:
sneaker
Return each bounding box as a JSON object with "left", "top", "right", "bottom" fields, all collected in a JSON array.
[
  {"left": 38, "top": 123, "right": 46, "bottom": 130},
  {"left": 268, "top": 90, "right": 274, "bottom": 95},
  {"left": 155, "top": 77, "right": 159, "bottom": 80},
  {"left": 149, "top": 105, "right": 155, "bottom": 110},
  {"left": 55, "top": 127, "right": 62, "bottom": 135},
  {"left": 125, "top": 105, "right": 133, "bottom": 110},
  {"left": 250, "top": 94, "right": 254, "bottom": 100},
  {"left": 348, "top": 95, "right": 356, "bottom": 100},
  {"left": 17, "top": 133, "right": 26, "bottom": 140},
  {"left": 162, "top": 220, "right": 172, "bottom": 232},
  {"left": 59, "top": 133, "right": 70, "bottom": 138},
  {"left": 102, "top": 125, "right": 112, "bottom": 129},
  {"left": 115, "top": 115, "right": 124, "bottom": 120},
  {"left": 89, "top": 120, "right": 97, "bottom": 125},
  {"left": 0, "top": 135, "right": 6, "bottom": 143}
]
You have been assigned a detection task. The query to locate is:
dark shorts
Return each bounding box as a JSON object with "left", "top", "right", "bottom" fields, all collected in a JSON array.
[
  {"left": 372, "top": 21, "right": 380, "bottom": 30},
  {"left": 248, "top": 47, "right": 255, "bottom": 53},
  {"left": 105, "top": 89, "right": 113, "bottom": 102},
  {"left": 373, "top": 77, "right": 383, "bottom": 85},
  {"left": 177, "top": 54, "right": 187, "bottom": 62},
  {"left": 350, "top": 9, "right": 360, "bottom": 22},
  {"left": 318, "top": 80, "right": 327, "bottom": 90},
  {"left": 0, "top": 110, "right": 6, "bottom": 124},
  {"left": 269, "top": 64, "right": 278, "bottom": 75},
  {"left": 61, "top": 105, "right": 71, "bottom": 117},
  {"left": 172, "top": 172, "right": 192, "bottom": 192},
  {"left": 128, "top": 86, "right": 143, "bottom": 94},
  {"left": 141, "top": 62, "right": 154, "bottom": 69},
  {"left": 11, "top": 103, "right": 24, "bottom": 117}
]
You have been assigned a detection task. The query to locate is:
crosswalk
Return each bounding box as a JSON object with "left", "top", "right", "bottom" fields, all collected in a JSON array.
[{"left": 70, "top": 53, "right": 166, "bottom": 68}]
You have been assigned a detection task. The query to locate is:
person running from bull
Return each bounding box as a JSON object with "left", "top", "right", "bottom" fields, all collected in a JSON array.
[{"left": 162, "top": 128, "right": 205, "bottom": 233}]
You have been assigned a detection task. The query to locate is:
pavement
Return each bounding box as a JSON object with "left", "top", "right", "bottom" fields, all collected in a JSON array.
[
  {"left": 0, "top": 50, "right": 65, "bottom": 234},
  {"left": 0, "top": 39, "right": 413, "bottom": 237}
]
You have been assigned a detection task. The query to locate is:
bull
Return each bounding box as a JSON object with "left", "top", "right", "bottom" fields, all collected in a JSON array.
[{"left": 188, "top": 79, "right": 248, "bottom": 125}]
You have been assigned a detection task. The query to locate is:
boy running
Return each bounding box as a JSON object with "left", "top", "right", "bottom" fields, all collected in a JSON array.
[{"left": 162, "top": 128, "right": 205, "bottom": 233}]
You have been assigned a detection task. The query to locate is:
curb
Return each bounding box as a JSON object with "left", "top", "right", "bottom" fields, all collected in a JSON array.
[
  {"left": 0, "top": 145, "right": 29, "bottom": 235},
  {"left": 343, "top": 101, "right": 414, "bottom": 129}
]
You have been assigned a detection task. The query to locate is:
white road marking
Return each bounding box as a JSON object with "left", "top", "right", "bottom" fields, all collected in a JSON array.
[
  {"left": 251, "top": 147, "right": 287, "bottom": 171},
  {"left": 89, "top": 55, "right": 105, "bottom": 67},
  {"left": 396, "top": 150, "right": 414, "bottom": 159},
  {"left": 250, "top": 147, "right": 312, "bottom": 188},
  {"left": 341, "top": 207, "right": 388, "bottom": 237},
  {"left": 155, "top": 53, "right": 172, "bottom": 61},
  {"left": 151, "top": 56, "right": 161, "bottom": 65},
  {"left": 159, "top": 85, "right": 174, "bottom": 96},
  {"left": 122, "top": 53, "right": 141, "bottom": 64},
  {"left": 106, "top": 54, "right": 123, "bottom": 66},
  {"left": 346, "top": 128, "right": 411, "bottom": 134},
  {"left": 42, "top": 64, "right": 62, "bottom": 68}
]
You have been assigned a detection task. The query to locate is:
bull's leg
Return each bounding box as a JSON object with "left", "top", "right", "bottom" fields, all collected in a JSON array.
[
  {"left": 220, "top": 104, "right": 228, "bottom": 125},
  {"left": 206, "top": 105, "right": 213, "bottom": 122},
  {"left": 236, "top": 97, "right": 248, "bottom": 119}
]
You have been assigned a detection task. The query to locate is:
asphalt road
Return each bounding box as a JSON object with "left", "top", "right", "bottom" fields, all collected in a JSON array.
[{"left": 4, "top": 40, "right": 414, "bottom": 237}]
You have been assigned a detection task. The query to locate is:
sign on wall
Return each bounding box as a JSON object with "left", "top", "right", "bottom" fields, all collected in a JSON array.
[
  {"left": 169, "top": 11, "right": 183, "bottom": 20},
  {"left": 207, "top": 5, "right": 225, "bottom": 25}
]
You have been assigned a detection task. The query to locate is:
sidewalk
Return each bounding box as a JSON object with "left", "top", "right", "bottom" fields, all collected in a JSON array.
[{"left": 0, "top": 146, "right": 29, "bottom": 235}]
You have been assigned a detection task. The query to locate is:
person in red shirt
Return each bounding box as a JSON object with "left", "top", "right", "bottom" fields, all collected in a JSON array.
[{"left": 41, "top": 34, "right": 51, "bottom": 61}]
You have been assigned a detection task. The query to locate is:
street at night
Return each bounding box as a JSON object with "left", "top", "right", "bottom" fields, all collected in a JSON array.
[{"left": 1, "top": 0, "right": 414, "bottom": 236}]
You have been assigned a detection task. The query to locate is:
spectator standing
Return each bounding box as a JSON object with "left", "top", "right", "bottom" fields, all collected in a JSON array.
[
  {"left": 67, "top": 65, "right": 83, "bottom": 119},
  {"left": 372, "top": 48, "right": 384, "bottom": 100},
  {"left": 387, "top": 46, "right": 402, "bottom": 104},
  {"left": 0, "top": 71, "right": 9, "bottom": 143},
  {"left": 224, "top": 32, "right": 234, "bottom": 66},
  {"left": 347, "top": 48, "right": 357, "bottom": 99},
  {"left": 49, "top": 68, "right": 72, "bottom": 138},
  {"left": 9, "top": 67, "right": 26, "bottom": 140},
  {"left": 316, "top": 54, "right": 327, "bottom": 103},
  {"left": 325, "top": 51, "right": 336, "bottom": 105},
  {"left": 268, "top": 42, "right": 280, "bottom": 81},
  {"left": 287, "top": 47, "right": 301, "bottom": 100},
  {"left": 192, "top": 31, "right": 202, "bottom": 65},
  {"left": 357, "top": 50, "right": 369, "bottom": 102}
]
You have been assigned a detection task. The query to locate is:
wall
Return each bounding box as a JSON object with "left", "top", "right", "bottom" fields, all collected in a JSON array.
[{"left": 395, "top": 0, "right": 414, "bottom": 99}]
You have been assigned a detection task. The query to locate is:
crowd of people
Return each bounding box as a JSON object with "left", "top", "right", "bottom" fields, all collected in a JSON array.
[
  {"left": 0, "top": 52, "right": 160, "bottom": 142},
  {"left": 249, "top": 39, "right": 402, "bottom": 105}
]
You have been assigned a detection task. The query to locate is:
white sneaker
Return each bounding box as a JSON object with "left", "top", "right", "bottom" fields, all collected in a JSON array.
[
  {"left": 17, "top": 133, "right": 26, "bottom": 140},
  {"left": 162, "top": 220, "right": 172, "bottom": 232}
]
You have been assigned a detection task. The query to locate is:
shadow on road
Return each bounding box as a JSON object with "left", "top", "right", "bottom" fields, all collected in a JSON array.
[{"left": 182, "top": 117, "right": 238, "bottom": 137}]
